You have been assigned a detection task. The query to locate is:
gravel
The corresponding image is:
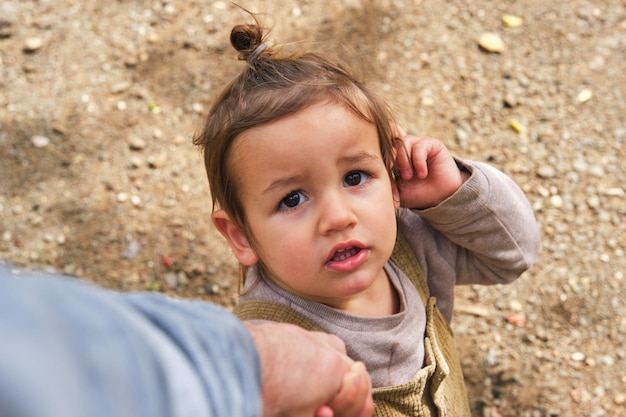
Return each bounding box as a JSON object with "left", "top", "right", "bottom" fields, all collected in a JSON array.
[{"left": 1, "top": 1, "right": 624, "bottom": 416}]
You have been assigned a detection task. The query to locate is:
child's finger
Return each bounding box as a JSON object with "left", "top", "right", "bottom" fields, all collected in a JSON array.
[
  {"left": 314, "top": 405, "right": 334, "bottom": 417},
  {"left": 409, "top": 138, "right": 432, "bottom": 179},
  {"left": 325, "top": 362, "right": 374, "bottom": 417},
  {"left": 410, "top": 137, "right": 445, "bottom": 180}
]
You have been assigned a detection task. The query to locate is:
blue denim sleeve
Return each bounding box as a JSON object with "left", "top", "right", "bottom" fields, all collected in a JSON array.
[{"left": 0, "top": 265, "right": 262, "bottom": 417}]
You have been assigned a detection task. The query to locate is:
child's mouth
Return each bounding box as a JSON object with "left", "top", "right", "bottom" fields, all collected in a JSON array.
[
  {"left": 330, "top": 247, "right": 361, "bottom": 262},
  {"left": 326, "top": 243, "right": 369, "bottom": 272}
]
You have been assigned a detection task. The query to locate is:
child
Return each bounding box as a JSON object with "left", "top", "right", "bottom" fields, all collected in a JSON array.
[{"left": 193, "top": 16, "right": 540, "bottom": 417}]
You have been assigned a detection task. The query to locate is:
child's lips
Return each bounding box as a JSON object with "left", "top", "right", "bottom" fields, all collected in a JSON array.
[{"left": 326, "top": 241, "right": 368, "bottom": 271}]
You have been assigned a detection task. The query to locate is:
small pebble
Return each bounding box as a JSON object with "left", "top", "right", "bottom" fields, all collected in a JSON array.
[
  {"left": 177, "top": 271, "right": 188, "bottom": 286},
  {"left": 191, "top": 102, "right": 204, "bottom": 113},
  {"left": 0, "top": 3, "right": 18, "bottom": 37},
  {"left": 130, "top": 195, "right": 142, "bottom": 207},
  {"left": 572, "top": 158, "right": 587, "bottom": 172},
  {"left": 163, "top": 272, "right": 178, "bottom": 289},
  {"left": 550, "top": 195, "right": 563, "bottom": 208},
  {"left": 577, "top": 88, "right": 593, "bottom": 103},
  {"left": 31, "top": 135, "right": 50, "bottom": 148},
  {"left": 510, "top": 300, "right": 523, "bottom": 312},
  {"left": 478, "top": 32, "right": 505, "bottom": 53},
  {"left": 587, "top": 196, "right": 600, "bottom": 208},
  {"left": 504, "top": 93, "right": 518, "bottom": 107},
  {"left": 603, "top": 187, "right": 624, "bottom": 197},
  {"left": 147, "top": 154, "right": 167, "bottom": 168},
  {"left": 205, "top": 283, "right": 221, "bottom": 295},
  {"left": 537, "top": 166, "right": 556, "bottom": 178},
  {"left": 456, "top": 128, "right": 469, "bottom": 150},
  {"left": 588, "top": 165, "right": 604, "bottom": 177},
  {"left": 23, "top": 37, "right": 43, "bottom": 52},
  {"left": 128, "top": 136, "right": 146, "bottom": 150},
  {"left": 589, "top": 55, "right": 606, "bottom": 70},
  {"left": 121, "top": 240, "right": 140, "bottom": 259},
  {"left": 111, "top": 81, "right": 132, "bottom": 94},
  {"left": 536, "top": 185, "right": 550, "bottom": 197},
  {"left": 128, "top": 156, "right": 142, "bottom": 168}
]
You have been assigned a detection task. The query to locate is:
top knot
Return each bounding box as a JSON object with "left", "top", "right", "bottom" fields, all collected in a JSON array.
[{"left": 230, "top": 23, "right": 268, "bottom": 62}]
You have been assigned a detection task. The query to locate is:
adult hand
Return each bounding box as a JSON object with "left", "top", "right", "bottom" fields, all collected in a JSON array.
[{"left": 244, "top": 322, "right": 373, "bottom": 417}]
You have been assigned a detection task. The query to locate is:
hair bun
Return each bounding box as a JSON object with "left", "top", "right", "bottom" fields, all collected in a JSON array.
[{"left": 230, "top": 24, "right": 265, "bottom": 61}]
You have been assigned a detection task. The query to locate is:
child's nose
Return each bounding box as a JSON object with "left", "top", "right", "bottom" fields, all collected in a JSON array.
[{"left": 318, "top": 192, "right": 357, "bottom": 235}]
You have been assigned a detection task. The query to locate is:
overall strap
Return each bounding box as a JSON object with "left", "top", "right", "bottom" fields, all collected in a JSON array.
[
  {"left": 233, "top": 300, "right": 324, "bottom": 332},
  {"left": 390, "top": 232, "right": 430, "bottom": 305}
]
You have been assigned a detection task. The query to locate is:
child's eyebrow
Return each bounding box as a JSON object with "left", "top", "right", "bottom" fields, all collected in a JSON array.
[
  {"left": 339, "top": 152, "right": 380, "bottom": 165},
  {"left": 263, "top": 175, "right": 305, "bottom": 195}
]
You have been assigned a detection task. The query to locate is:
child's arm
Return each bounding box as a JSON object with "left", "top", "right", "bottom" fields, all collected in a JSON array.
[{"left": 394, "top": 133, "right": 540, "bottom": 286}]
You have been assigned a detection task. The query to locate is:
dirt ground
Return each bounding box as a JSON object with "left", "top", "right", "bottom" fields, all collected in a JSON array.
[{"left": 1, "top": 1, "right": 625, "bottom": 416}]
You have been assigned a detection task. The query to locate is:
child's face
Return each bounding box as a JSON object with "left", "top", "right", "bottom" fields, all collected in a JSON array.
[{"left": 214, "top": 101, "right": 400, "bottom": 310}]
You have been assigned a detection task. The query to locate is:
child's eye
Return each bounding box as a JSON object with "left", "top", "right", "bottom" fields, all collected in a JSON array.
[
  {"left": 279, "top": 191, "right": 307, "bottom": 210},
  {"left": 344, "top": 171, "right": 369, "bottom": 187}
]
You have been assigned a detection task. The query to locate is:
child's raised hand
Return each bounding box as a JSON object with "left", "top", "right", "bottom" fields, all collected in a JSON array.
[{"left": 394, "top": 132, "right": 469, "bottom": 210}]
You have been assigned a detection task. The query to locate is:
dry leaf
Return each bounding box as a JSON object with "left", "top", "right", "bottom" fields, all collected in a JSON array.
[
  {"left": 505, "top": 313, "right": 528, "bottom": 326},
  {"left": 508, "top": 119, "right": 525, "bottom": 133}
]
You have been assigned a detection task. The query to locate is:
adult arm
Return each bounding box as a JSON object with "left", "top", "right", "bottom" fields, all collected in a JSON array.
[
  {"left": 0, "top": 266, "right": 261, "bottom": 417},
  {"left": 0, "top": 266, "right": 372, "bottom": 417}
]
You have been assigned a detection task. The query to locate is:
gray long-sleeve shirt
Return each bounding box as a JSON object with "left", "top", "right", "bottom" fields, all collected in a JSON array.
[{"left": 239, "top": 160, "right": 540, "bottom": 388}]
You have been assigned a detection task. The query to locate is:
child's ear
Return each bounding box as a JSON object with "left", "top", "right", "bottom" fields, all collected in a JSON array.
[{"left": 212, "top": 210, "right": 259, "bottom": 266}]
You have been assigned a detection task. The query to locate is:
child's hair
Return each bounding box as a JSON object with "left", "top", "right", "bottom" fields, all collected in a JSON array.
[{"left": 193, "top": 13, "right": 399, "bottom": 278}]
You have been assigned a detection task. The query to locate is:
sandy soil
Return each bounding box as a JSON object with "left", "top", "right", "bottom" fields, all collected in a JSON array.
[{"left": 1, "top": 1, "right": 625, "bottom": 416}]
